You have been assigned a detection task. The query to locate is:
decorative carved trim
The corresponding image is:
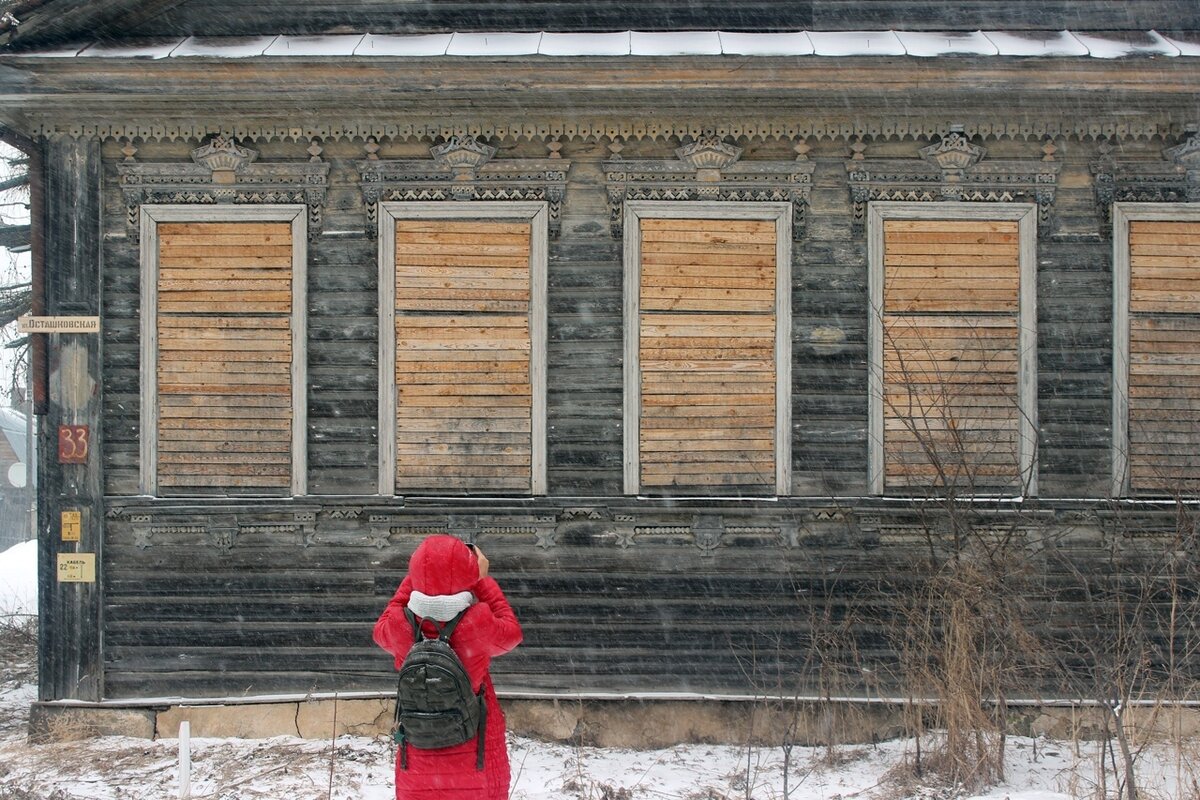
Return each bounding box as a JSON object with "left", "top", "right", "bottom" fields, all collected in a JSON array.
[
  {"left": 604, "top": 134, "right": 813, "bottom": 239},
  {"left": 692, "top": 515, "right": 724, "bottom": 556},
  {"left": 919, "top": 133, "right": 986, "bottom": 173},
  {"left": 1090, "top": 133, "right": 1200, "bottom": 236},
  {"left": 33, "top": 117, "right": 1196, "bottom": 145},
  {"left": 116, "top": 136, "right": 328, "bottom": 241},
  {"left": 356, "top": 136, "right": 569, "bottom": 238},
  {"left": 117, "top": 136, "right": 330, "bottom": 240},
  {"left": 846, "top": 132, "right": 1060, "bottom": 237}
]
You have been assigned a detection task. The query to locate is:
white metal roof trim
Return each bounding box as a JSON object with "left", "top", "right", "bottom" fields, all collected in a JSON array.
[{"left": 44, "top": 30, "right": 1200, "bottom": 60}]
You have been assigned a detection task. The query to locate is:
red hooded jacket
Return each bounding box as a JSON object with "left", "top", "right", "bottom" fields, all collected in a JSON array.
[{"left": 373, "top": 536, "right": 522, "bottom": 800}]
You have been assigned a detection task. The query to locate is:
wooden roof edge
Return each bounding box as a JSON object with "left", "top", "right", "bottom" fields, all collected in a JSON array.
[{"left": 0, "top": 0, "right": 187, "bottom": 49}]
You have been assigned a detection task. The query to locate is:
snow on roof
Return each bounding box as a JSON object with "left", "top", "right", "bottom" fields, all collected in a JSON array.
[
  {"left": 0, "top": 407, "right": 26, "bottom": 466},
  {"left": 806, "top": 30, "right": 905, "bottom": 56},
  {"left": 31, "top": 30, "right": 1200, "bottom": 60},
  {"left": 981, "top": 30, "right": 1091, "bottom": 57}
]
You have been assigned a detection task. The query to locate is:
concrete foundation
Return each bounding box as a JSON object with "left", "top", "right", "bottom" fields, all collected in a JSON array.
[{"left": 26, "top": 697, "right": 1200, "bottom": 749}]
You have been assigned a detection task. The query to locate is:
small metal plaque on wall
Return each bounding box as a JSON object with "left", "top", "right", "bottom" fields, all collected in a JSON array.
[
  {"left": 57, "top": 553, "right": 96, "bottom": 583},
  {"left": 61, "top": 510, "right": 81, "bottom": 542},
  {"left": 57, "top": 425, "right": 89, "bottom": 464}
]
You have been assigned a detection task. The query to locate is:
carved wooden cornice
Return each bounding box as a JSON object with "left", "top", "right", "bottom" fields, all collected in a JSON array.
[
  {"left": 355, "top": 135, "right": 570, "bottom": 238},
  {"left": 845, "top": 132, "right": 1061, "bottom": 237},
  {"left": 1090, "top": 132, "right": 1200, "bottom": 235},
  {"left": 31, "top": 116, "right": 1192, "bottom": 146},
  {"left": 603, "top": 134, "right": 814, "bottom": 239},
  {"left": 115, "top": 136, "right": 330, "bottom": 240}
]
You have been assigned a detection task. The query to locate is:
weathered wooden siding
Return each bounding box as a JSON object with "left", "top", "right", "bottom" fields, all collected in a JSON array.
[
  {"left": 64, "top": 0, "right": 1200, "bottom": 42},
  {"left": 792, "top": 159, "right": 868, "bottom": 495},
  {"left": 93, "top": 133, "right": 1197, "bottom": 700},
  {"left": 98, "top": 501, "right": 1200, "bottom": 699}
]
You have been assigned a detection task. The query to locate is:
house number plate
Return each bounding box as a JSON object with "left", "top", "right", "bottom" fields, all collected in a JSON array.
[{"left": 58, "top": 425, "right": 89, "bottom": 464}]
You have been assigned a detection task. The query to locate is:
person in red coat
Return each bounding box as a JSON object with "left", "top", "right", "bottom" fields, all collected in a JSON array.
[{"left": 373, "top": 535, "right": 523, "bottom": 800}]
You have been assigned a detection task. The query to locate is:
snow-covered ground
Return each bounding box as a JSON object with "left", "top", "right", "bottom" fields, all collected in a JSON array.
[
  {"left": 1, "top": 540, "right": 1197, "bottom": 799},
  {"left": 0, "top": 538, "right": 36, "bottom": 617}
]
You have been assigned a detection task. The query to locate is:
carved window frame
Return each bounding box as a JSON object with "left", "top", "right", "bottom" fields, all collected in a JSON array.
[
  {"left": 139, "top": 204, "right": 309, "bottom": 497},
  {"left": 622, "top": 200, "right": 793, "bottom": 497},
  {"left": 846, "top": 132, "right": 1060, "bottom": 239},
  {"left": 376, "top": 201, "right": 549, "bottom": 497},
  {"left": 867, "top": 201, "right": 1038, "bottom": 497},
  {"left": 1111, "top": 202, "right": 1200, "bottom": 497}
]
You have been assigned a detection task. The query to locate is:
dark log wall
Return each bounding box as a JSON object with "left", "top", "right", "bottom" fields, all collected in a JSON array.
[
  {"left": 90, "top": 1, "right": 1200, "bottom": 40},
  {"left": 794, "top": 156, "right": 868, "bottom": 494},
  {"left": 94, "top": 133, "right": 1198, "bottom": 701}
]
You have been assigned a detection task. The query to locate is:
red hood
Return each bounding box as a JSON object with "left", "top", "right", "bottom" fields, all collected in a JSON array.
[{"left": 407, "top": 535, "right": 478, "bottom": 596}]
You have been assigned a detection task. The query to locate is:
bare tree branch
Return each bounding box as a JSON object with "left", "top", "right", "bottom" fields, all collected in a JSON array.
[
  {"left": 0, "top": 222, "right": 30, "bottom": 248},
  {"left": 0, "top": 172, "right": 28, "bottom": 193},
  {"left": 0, "top": 281, "right": 31, "bottom": 327}
]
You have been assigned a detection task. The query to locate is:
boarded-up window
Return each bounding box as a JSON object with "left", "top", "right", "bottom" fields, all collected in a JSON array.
[
  {"left": 379, "top": 204, "right": 547, "bottom": 495},
  {"left": 1118, "top": 213, "right": 1200, "bottom": 493},
  {"left": 142, "top": 208, "right": 306, "bottom": 496},
  {"left": 870, "top": 205, "right": 1036, "bottom": 495},
  {"left": 625, "top": 204, "right": 791, "bottom": 496}
]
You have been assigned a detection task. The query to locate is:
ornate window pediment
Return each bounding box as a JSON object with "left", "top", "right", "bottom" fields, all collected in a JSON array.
[
  {"left": 355, "top": 135, "right": 570, "bottom": 238},
  {"left": 1090, "top": 132, "right": 1200, "bottom": 235},
  {"left": 603, "top": 135, "right": 814, "bottom": 239},
  {"left": 116, "top": 136, "right": 330, "bottom": 240},
  {"left": 845, "top": 132, "right": 1060, "bottom": 237}
]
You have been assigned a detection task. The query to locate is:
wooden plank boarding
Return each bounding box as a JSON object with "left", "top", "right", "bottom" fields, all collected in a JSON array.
[
  {"left": 637, "top": 215, "right": 778, "bottom": 492},
  {"left": 386, "top": 213, "right": 542, "bottom": 494},
  {"left": 875, "top": 210, "right": 1032, "bottom": 492},
  {"left": 153, "top": 219, "right": 295, "bottom": 492},
  {"left": 1125, "top": 217, "right": 1200, "bottom": 492}
]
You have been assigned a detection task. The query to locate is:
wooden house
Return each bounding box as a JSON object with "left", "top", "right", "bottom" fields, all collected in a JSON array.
[{"left": 1, "top": 0, "right": 1199, "bottom": 739}]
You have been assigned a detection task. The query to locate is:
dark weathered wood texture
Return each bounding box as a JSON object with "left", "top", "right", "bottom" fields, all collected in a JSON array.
[
  {"left": 9, "top": 0, "right": 1198, "bottom": 48},
  {"left": 98, "top": 502, "right": 1200, "bottom": 700},
  {"left": 81, "top": 130, "right": 1196, "bottom": 701},
  {"left": 39, "top": 135, "right": 103, "bottom": 702}
]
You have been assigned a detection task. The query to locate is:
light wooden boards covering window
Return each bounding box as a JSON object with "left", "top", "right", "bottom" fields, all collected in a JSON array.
[
  {"left": 139, "top": 206, "right": 307, "bottom": 496},
  {"left": 869, "top": 203, "right": 1036, "bottom": 496},
  {"left": 624, "top": 202, "right": 791, "bottom": 496},
  {"left": 1113, "top": 204, "right": 1200, "bottom": 495},
  {"left": 378, "top": 203, "right": 547, "bottom": 495}
]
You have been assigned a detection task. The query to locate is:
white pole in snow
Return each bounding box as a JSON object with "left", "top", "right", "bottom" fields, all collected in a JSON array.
[{"left": 178, "top": 720, "right": 191, "bottom": 799}]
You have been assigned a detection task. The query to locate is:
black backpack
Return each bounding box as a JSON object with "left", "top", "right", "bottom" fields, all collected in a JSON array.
[{"left": 392, "top": 607, "right": 487, "bottom": 771}]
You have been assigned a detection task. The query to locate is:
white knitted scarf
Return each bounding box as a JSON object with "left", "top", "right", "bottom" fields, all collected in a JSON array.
[{"left": 407, "top": 589, "right": 475, "bottom": 622}]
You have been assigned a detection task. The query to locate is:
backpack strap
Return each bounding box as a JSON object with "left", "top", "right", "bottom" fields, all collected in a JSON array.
[
  {"left": 475, "top": 686, "right": 487, "bottom": 771},
  {"left": 404, "top": 606, "right": 469, "bottom": 642},
  {"left": 392, "top": 667, "right": 407, "bottom": 768}
]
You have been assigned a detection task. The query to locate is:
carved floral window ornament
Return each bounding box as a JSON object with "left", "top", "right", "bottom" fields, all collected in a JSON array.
[
  {"left": 845, "top": 130, "right": 1061, "bottom": 237},
  {"left": 116, "top": 135, "right": 330, "bottom": 241},
  {"left": 355, "top": 135, "right": 570, "bottom": 238},
  {"left": 1090, "top": 131, "right": 1200, "bottom": 236},
  {"left": 603, "top": 134, "right": 814, "bottom": 239}
]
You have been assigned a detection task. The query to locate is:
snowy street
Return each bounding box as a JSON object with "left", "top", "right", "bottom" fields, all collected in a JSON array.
[{"left": 2, "top": 542, "right": 1197, "bottom": 800}]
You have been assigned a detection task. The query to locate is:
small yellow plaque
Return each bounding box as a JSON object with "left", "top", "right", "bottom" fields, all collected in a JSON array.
[
  {"left": 61, "top": 510, "right": 82, "bottom": 542},
  {"left": 57, "top": 553, "right": 96, "bottom": 583}
]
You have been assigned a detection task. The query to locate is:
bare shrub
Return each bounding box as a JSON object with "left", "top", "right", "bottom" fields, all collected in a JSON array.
[
  {"left": 878, "top": 318, "right": 1046, "bottom": 793},
  {"left": 0, "top": 611, "right": 35, "bottom": 687}
]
